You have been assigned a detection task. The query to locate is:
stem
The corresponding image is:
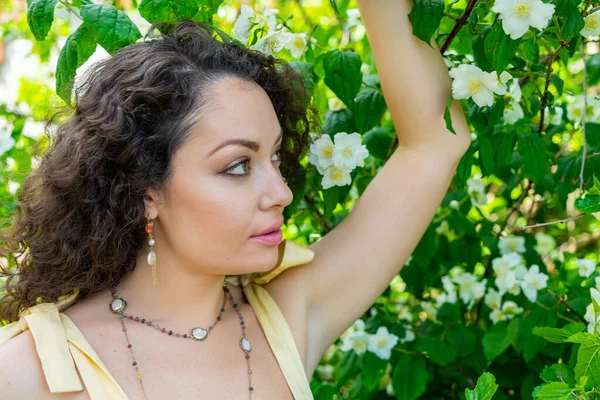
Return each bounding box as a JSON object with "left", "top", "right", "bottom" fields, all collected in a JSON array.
[
  {"left": 439, "top": 0, "right": 478, "bottom": 54},
  {"left": 519, "top": 213, "right": 587, "bottom": 230},
  {"left": 547, "top": 289, "right": 587, "bottom": 323},
  {"left": 58, "top": 0, "right": 83, "bottom": 21}
]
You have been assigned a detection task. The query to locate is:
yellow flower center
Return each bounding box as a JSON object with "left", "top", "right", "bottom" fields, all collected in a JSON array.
[
  {"left": 265, "top": 37, "right": 280, "bottom": 52},
  {"left": 342, "top": 145, "right": 354, "bottom": 157},
  {"left": 586, "top": 17, "right": 599, "bottom": 30},
  {"left": 332, "top": 168, "right": 344, "bottom": 182},
  {"left": 293, "top": 37, "right": 304, "bottom": 47},
  {"left": 322, "top": 146, "right": 332, "bottom": 157},
  {"left": 378, "top": 338, "right": 387, "bottom": 348},
  {"left": 573, "top": 108, "right": 582, "bottom": 116},
  {"left": 468, "top": 81, "right": 482, "bottom": 95},
  {"left": 514, "top": 2, "right": 532, "bottom": 18}
]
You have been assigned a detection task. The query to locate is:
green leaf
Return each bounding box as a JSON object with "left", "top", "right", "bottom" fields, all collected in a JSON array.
[
  {"left": 464, "top": 372, "right": 499, "bottom": 400},
  {"left": 570, "top": 336, "right": 600, "bottom": 389},
  {"left": 191, "top": 0, "right": 223, "bottom": 24},
  {"left": 561, "top": 8, "right": 585, "bottom": 40},
  {"left": 493, "top": 130, "right": 517, "bottom": 170},
  {"left": 392, "top": 355, "right": 428, "bottom": 400},
  {"left": 138, "top": 0, "right": 202, "bottom": 24},
  {"left": 482, "top": 320, "right": 511, "bottom": 362},
  {"left": 27, "top": 0, "right": 59, "bottom": 41},
  {"left": 478, "top": 134, "right": 496, "bottom": 177},
  {"left": 363, "top": 127, "right": 393, "bottom": 160},
  {"left": 536, "top": 382, "right": 572, "bottom": 399},
  {"left": 575, "top": 194, "right": 600, "bottom": 213},
  {"left": 446, "top": 326, "right": 477, "bottom": 357},
  {"left": 323, "top": 49, "right": 362, "bottom": 109},
  {"left": 80, "top": 4, "right": 142, "bottom": 55},
  {"left": 549, "top": 75, "right": 564, "bottom": 97},
  {"left": 587, "top": 53, "right": 600, "bottom": 86},
  {"left": 444, "top": 95, "right": 457, "bottom": 135},
  {"left": 533, "top": 323, "right": 586, "bottom": 343},
  {"left": 414, "top": 336, "right": 457, "bottom": 366},
  {"left": 407, "top": 0, "right": 444, "bottom": 47},
  {"left": 55, "top": 23, "right": 97, "bottom": 104},
  {"left": 352, "top": 88, "right": 387, "bottom": 134},
  {"left": 322, "top": 109, "right": 356, "bottom": 138},
  {"left": 484, "top": 22, "right": 521, "bottom": 74},
  {"left": 361, "top": 351, "right": 388, "bottom": 391},
  {"left": 517, "top": 132, "right": 549, "bottom": 185},
  {"left": 335, "top": 350, "right": 359, "bottom": 388},
  {"left": 540, "top": 364, "right": 576, "bottom": 385}
]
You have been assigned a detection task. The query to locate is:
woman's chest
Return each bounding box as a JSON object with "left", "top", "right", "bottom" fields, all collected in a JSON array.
[{"left": 69, "top": 303, "right": 295, "bottom": 399}]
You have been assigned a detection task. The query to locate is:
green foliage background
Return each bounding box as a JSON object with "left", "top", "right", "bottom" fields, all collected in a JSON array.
[{"left": 1, "top": 0, "right": 600, "bottom": 399}]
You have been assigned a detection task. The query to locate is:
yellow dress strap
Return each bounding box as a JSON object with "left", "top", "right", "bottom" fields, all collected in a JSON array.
[
  {"left": 227, "top": 239, "right": 316, "bottom": 400},
  {"left": 0, "top": 302, "right": 128, "bottom": 399}
]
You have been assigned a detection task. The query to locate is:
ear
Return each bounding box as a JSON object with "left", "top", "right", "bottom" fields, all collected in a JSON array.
[{"left": 144, "top": 187, "right": 161, "bottom": 220}]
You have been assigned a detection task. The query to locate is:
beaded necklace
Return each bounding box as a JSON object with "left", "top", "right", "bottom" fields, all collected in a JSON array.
[{"left": 109, "top": 281, "right": 255, "bottom": 399}]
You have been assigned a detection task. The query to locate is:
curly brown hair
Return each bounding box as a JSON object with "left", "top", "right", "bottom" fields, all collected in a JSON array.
[{"left": 0, "top": 20, "right": 319, "bottom": 324}]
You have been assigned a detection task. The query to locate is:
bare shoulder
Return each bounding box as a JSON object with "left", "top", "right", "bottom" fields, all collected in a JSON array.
[{"left": 0, "top": 328, "right": 89, "bottom": 399}]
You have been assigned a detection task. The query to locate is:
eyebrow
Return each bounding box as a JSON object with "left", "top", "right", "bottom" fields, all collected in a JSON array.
[{"left": 207, "top": 127, "right": 284, "bottom": 158}]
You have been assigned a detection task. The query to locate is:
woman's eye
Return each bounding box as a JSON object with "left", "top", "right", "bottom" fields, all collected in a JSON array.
[{"left": 224, "top": 149, "right": 282, "bottom": 178}]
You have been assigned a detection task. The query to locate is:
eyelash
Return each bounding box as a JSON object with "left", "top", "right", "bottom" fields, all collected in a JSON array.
[{"left": 223, "top": 148, "right": 283, "bottom": 178}]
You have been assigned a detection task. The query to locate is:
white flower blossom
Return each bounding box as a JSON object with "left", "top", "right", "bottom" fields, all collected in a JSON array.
[
  {"left": 284, "top": 32, "right": 316, "bottom": 58},
  {"left": 332, "top": 132, "right": 369, "bottom": 170},
  {"left": 0, "top": 128, "right": 15, "bottom": 157},
  {"left": 547, "top": 106, "right": 564, "bottom": 126},
  {"left": 492, "top": 257, "right": 517, "bottom": 295},
  {"left": 535, "top": 232, "right": 556, "bottom": 256},
  {"left": 233, "top": 5, "right": 279, "bottom": 44},
  {"left": 490, "top": 308, "right": 505, "bottom": 324},
  {"left": 340, "top": 330, "right": 370, "bottom": 355},
  {"left": 399, "top": 328, "right": 415, "bottom": 344},
  {"left": 485, "top": 288, "right": 503, "bottom": 310},
  {"left": 583, "top": 287, "right": 600, "bottom": 334},
  {"left": 491, "top": 0, "right": 555, "bottom": 39},
  {"left": 367, "top": 326, "right": 400, "bottom": 360},
  {"left": 504, "top": 99, "right": 524, "bottom": 124},
  {"left": 501, "top": 300, "right": 524, "bottom": 315},
  {"left": 520, "top": 264, "right": 549, "bottom": 303},
  {"left": 453, "top": 273, "right": 487, "bottom": 309},
  {"left": 449, "top": 266, "right": 465, "bottom": 280},
  {"left": 449, "top": 64, "right": 511, "bottom": 107},
  {"left": 449, "top": 200, "right": 460, "bottom": 210},
  {"left": 251, "top": 30, "right": 292, "bottom": 55},
  {"left": 499, "top": 236, "right": 526, "bottom": 255},
  {"left": 321, "top": 165, "right": 353, "bottom": 189},
  {"left": 581, "top": 9, "right": 600, "bottom": 37},
  {"left": 574, "top": 258, "right": 597, "bottom": 278},
  {"left": 467, "top": 177, "right": 488, "bottom": 206},
  {"left": 345, "top": 8, "right": 362, "bottom": 29},
  {"left": 441, "top": 275, "right": 458, "bottom": 304},
  {"left": 566, "top": 94, "right": 600, "bottom": 123},
  {"left": 508, "top": 78, "right": 522, "bottom": 102},
  {"left": 328, "top": 97, "right": 344, "bottom": 111},
  {"left": 315, "top": 364, "right": 334, "bottom": 380},
  {"left": 503, "top": 252, "right": 525, "bottom": 268}
]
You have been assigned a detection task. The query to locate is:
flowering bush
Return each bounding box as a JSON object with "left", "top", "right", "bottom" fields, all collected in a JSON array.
[{"left": 2, "top": 0, "right": 600, "bottom": 399}]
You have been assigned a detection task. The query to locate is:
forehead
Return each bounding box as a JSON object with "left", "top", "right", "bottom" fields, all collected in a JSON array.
[{"left": 192, "top": 77, "right": 281, "bottom": 147}]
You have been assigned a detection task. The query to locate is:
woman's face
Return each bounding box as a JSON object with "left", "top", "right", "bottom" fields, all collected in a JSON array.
[{"left": 146, "top": 77, "right": 294, "bottom": 276}]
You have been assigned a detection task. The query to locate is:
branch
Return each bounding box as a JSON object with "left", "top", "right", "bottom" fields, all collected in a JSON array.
[
  {"left": 439, "top": 0, "right": 478, "bottom": 54},
  {"left": 519, "top": 213, "right": 587, "bottom": 230},
  {"left": 548, "top": 289, "right": 587, "bottom": 323}
]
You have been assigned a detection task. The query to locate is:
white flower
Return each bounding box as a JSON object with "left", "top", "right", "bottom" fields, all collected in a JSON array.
[
  {"left": 467, "top": 177, "right": 488, "bottom": 206},
  {"left": 341, "top": 330, "right": 370, "bottom": 355},
  {"left": 503, "top": 252, "right": 524, "bottom": 268},
  {"left": 491, "top": 0, "right": 555, "bottom": 39},
  {"left": 328, "top": 97, "right": 344, "bottom": 111},
  {"left": 332, "top": 132, "right": 369, "bottom": 170},
  {"left": 493, "top": 257, "right": 517, "bottom": 295},
  {"left": 581, "top": 9, "right": 600, "bottom": 37},
  {"left": 0, "top": 128, "right": 15, "bottom": 157},
  {"left": 436, "top": 220, "right": 450, "bottom": 236},
  {"left": 584, "top": 287, "right": 600, "bottom": 334},
  {"left": 521, "top": 264, "right": 549, "bottom": 303},
  {"left": 345, "top": 8, "right": 362, "bottom": 29},
  {"left": 233, "top": 4, "right": 256, "bottom": 43},
  {"left": 340, "top": 318, "right": 365, "bottom": 341},
  {"left": 566, "top": 94, "right": 600, "bottom": 123},
  {"left": 399, "top": 328, "right": 415, "bottom": 344},
  {"left": 308, "top": 135, "right": 335, "bottom": 172},
  {"left": 367, "top": 326, "right": 399, "bottom": 360},
  {"left": 501, "top": 300, "right": 524, "bottom": 315},
  {"left": 499, "top": 236, "right": 526, "bottom": 255},
  {"left": 441, "top": 275, "right": 458, "bottom": 304},
  {"left": 315, "top": 364, "right": 334, "bottom": 380},
  {"left": 397, "top": 304, "right": 414, "bottom": 322},
  {"left": 490, "top": 308, "right": 505, "bottom": 324},
  {"left": 547, "top": 106, "right": 564, "bottom": 126},
  {"left": 321, "top": 165, "right": 353, "bottom": 189},
  {"left": 504, "top": 99, "right": 524, "bottom": 124},
  {"left": 485, "top": 288, "right": 503, "bottom": 310},
  {"left": 454, "top": 273, "right": 487, "bottom": 309},
  {"left": 449, "top": 64, "right": 510, "bottom": 107},
  {"left": 360, "top": 63, "right": 371, "bottom": 75},
  {"left": 284, "top": 33, "right": 315, "bottom": 58},
  {"left": 251, "top": 31, "right": 292, "bottom": 55},
  {"left": 449, "top": 266, "right": 465, "bottom": 280},
  {"left": 449, "top": 200, "right": 460, "bottom": 210},
  {"left": 535, "top": 232, "right": 556, "bottom": 256},
  {"left": 508, "top": 78, "right": 522, "bottom": 102},
  {"left": 574, "top": 258, "right": 596, "bottom": 278}
]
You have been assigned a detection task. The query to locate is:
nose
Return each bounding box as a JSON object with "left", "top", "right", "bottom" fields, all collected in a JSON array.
[{"left": 260, "top": 165, "right": 293, "bottom": 210}]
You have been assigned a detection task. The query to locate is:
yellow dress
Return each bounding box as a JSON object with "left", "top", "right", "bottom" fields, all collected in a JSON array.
[{"left": 0, "top": 239, "right": 316, "bottom": 400}]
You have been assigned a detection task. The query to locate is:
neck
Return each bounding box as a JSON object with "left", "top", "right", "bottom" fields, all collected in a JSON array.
[{"left": 113, "top": 243, "right": 233, "bottom": 329}]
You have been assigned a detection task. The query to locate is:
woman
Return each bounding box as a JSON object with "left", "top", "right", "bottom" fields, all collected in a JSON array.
[{"left": 0, "top": 0, "right": 471, "bottom": 398}]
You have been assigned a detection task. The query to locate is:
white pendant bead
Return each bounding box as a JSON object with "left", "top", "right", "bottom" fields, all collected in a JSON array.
[
  {"left": 240, "top": 337, "right": 252, "bottom": 352},
  {"left": 191, "top": 327, "right": 208, "bottom": 341},
  {"left": 110, "top": 298, "right": 127, "bottom": 314},
  {"left": 147, "top": 250, "right": 156, "bottom": 266}
]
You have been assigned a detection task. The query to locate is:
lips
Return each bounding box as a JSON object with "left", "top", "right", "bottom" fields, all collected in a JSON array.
[{"left": 252, "top": 218, "right": 284, "bottom": 237}]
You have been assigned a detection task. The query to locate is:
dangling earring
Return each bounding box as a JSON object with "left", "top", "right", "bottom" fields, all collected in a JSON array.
[{"left": 146, "top": 217, "right": 157, "bottom": 285}]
